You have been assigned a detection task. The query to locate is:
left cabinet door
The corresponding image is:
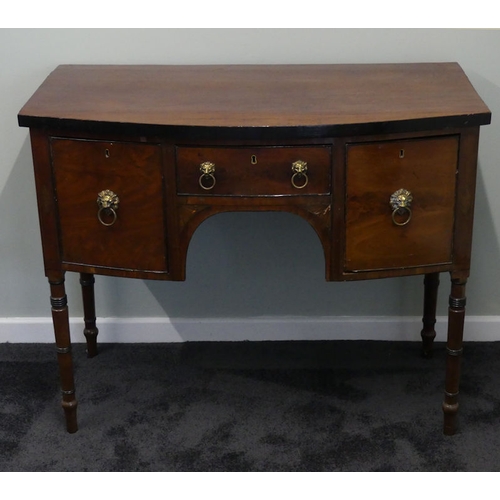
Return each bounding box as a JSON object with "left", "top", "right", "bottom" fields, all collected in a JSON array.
[{"left": 51, "top": 138, "right": 168, "bottom": 273}]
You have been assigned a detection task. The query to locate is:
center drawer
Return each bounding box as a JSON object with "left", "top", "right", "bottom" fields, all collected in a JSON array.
[{"left": 176, "top": 146, "right": 332, "bottom": 196}]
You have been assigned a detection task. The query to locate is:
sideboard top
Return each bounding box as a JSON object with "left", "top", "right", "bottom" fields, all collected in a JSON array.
[{"left": 18, "top": 63, "right": 491, "bottom": 137}]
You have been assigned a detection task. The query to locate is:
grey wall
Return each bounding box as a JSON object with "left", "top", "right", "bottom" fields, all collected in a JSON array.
[{"left": 1, "top": 29, "right": 499, "bottom": 326}]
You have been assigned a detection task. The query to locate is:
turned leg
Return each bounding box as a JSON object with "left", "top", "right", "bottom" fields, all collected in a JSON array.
[
  {"left": 421, "top": 273, "right": 440, "bottom": 358},
  {"left": 49, "top": 276, "right": 78, "bottom": 433},
  {"left": 442, "top": 277, "right": 467, "bottom": 435},
  {"left": 80, "top": 273, "right": 99, "bottom": 358}
]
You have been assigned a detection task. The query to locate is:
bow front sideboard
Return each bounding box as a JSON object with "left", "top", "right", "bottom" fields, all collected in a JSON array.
[{"left": 18, "top": 64, "right": 491, "bottom": 434}]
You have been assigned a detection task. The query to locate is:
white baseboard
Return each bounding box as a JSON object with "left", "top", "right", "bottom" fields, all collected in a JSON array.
[{"left": 0, "top": 316, "right": 499, "bottom": 343}]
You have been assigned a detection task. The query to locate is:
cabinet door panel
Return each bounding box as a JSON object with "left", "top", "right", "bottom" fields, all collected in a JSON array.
[
  {"left": 345, "top": 136, "right": 458, "bottom": 272},
  {"left": 51, "top": 138, "right": 167, "bottom": 272}
]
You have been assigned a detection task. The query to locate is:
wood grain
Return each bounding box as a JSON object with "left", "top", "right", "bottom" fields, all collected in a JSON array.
[{"left": 18, "top": 64, "right": 491, "bottom": 136}]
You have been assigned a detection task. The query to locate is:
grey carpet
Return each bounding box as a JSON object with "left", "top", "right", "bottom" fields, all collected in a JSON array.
[{"left": 1, "top": 340, "right": 500, "bottom": 471}]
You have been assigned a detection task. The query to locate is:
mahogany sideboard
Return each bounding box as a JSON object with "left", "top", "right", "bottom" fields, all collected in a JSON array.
[{"left": 18, "top": 63, "right": 491, "bottom": 435}]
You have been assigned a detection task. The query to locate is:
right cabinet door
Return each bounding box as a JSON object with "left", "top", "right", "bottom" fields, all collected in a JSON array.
[{"left": 345, "top": 135, "right": 459, "bottom": 272}]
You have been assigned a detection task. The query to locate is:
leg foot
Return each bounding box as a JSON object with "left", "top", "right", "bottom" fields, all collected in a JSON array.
[
  {"left": 62, "top": 398, "right": 78, "bottom": 434},
  {"left": 443, "top": 401, "right": 459, "bottom": 436},
  {"left": 80, "top": 273, "right": 99, "bottom": 358}
]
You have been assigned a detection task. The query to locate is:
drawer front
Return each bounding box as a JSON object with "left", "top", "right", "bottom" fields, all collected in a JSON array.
[
  {"left": 51, "top": 138, "right": 167, "bottom": 272},
  {"left": 176, "top": 146, "right": 331, "bottom": 196},
  {"left": 345, "top": 136, "right": 459, "bottom": 272}
]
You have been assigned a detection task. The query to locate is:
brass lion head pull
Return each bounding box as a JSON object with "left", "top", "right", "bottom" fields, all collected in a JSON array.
[
  {"left": 390, "top": 189, "right": 412, "bottom": 226},
  {"left": 199, "top": 161, "right": 216, "bottom": 190},
  {"left": 97, "top": 189, "right": 119, "bottom": 226},
  {"left": 291, "top": 160, "right": 308, "bottom": 189}
]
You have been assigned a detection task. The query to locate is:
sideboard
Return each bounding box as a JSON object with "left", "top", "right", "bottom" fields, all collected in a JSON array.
[{"left": 18, "top": 63, "right": 491, "bottom": 434}]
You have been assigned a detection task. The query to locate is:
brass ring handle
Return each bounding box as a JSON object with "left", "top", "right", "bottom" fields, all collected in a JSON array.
[
  {"left": 392, "top": 206, "right": 412, "bottom": 226},
  {"left": 199, "top": 161, "right": 216, "bottom": 191},
  {"left": 97, "top": 189, "right": 119, "bottom": 227},
  {"left": 390, "top": 189, "right": 413, "bottom": 226},
  {"left": 291, "top": 172, "right": 309, "bottom": 189},
  {"left": 291, "top": 160, "right": 308, "bottom": 189},
  {"left": 97, "top": 206, "right": 118, "bottom": 226}
]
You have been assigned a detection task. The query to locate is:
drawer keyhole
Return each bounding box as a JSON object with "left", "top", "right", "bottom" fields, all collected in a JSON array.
[
  {"left": 251, "top": 155, "right": 257, "bottom": 164},
  {"left": 399, "top": 149, "right": 405, "bottom": 158},
  {"left": 105, "top": 148, "right": 110, "bottom": 158}
]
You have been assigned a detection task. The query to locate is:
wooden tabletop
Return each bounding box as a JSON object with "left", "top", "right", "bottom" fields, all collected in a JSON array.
[{"left": 18, "top": 63, "right": 491, "bottom": 136}]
